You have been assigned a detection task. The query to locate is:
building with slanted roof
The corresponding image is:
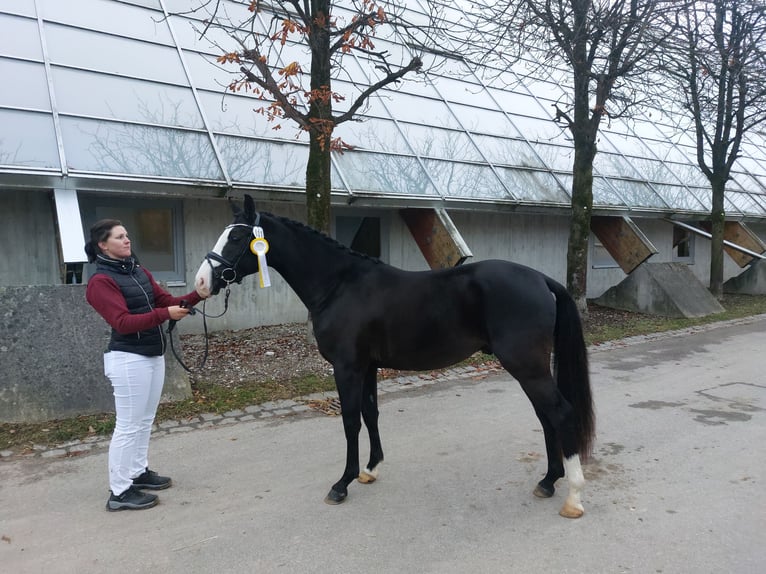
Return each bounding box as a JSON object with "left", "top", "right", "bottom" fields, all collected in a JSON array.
[{"left": 2, "top": 0, "right": 766, "bottom": 335}]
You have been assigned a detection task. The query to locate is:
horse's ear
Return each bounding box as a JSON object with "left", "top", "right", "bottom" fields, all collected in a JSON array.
[
  {"left": 243, "top": 194, "right": 256, "bottom": 225},
  {"left": 229, "top": 196, "right": 241, "bottom": 218}
]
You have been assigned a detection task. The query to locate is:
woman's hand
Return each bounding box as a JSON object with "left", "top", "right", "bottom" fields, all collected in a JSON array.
[{"left": 167, "top": 305, "right": 192, "bottom": 321}]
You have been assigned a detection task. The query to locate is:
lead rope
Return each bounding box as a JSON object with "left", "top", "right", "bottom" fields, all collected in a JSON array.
[{"left": 166, "top": 285, "right": 231, "bottom": 374}]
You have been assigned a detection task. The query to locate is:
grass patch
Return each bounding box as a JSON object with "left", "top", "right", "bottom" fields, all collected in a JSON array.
[
  {"left": 2, "top": 294, "right": 765, "bottom": 454},
  {"left": 584, "top": 293, "right": 766, "bottom": 346}
]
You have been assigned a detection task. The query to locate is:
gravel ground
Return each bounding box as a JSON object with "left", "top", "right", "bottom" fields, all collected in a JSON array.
[
  {"left": 180, "top": 322, "right": 334, "bottom": 387},
  {"left": 179, "top": 304, "right": 624, "bottom": 387}
]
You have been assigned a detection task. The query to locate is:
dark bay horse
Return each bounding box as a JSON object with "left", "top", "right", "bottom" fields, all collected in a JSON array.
[{"left": 194, "top": 195, "right": 595, "bottom": 518}]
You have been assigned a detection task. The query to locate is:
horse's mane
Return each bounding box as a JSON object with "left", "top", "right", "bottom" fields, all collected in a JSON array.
[{"left": 266, "top": 212, "right": 384, "bottom": 265}]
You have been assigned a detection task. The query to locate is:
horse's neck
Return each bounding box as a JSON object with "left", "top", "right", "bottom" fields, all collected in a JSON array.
[{"left": 268, "top": 219, "right": 371, "bottom": 312}]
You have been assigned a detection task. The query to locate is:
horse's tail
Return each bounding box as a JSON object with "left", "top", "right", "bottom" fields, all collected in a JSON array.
[{"left": 545, "top": 277, "right": 595, "bottom": 458}]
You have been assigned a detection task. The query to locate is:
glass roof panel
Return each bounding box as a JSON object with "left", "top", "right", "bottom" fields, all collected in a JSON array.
[
  {"left": 375, "top": 89, "right": 460, "bottom": 129},
  {"left": 727, "top": 191, "right": 766, "bottom": 216},
  {"left": 664, "top": 161, "right": 709, "bottom": 187},
  {"left": 0, "top": 59, "right": 50, "bottom": 110},
  {"left": 601, "top": 130, "right": 656, "bottom": 158},
  {"left": 588, "top": 176, "right": 627, "bottom": 208},
  {"left": 431, "top": 74, "right": 496, "bottom": 108},
  {"left": 686, "top": 186, "right": 712, "bottom": 211},
  {"left": 516, "top": 75, "right": 568, "bottom": 106},
  {"left": 736, "top": 154, "right": 766, "bottom": 177},
  {"left": 183, "top": 50, "right": 242, "bottom": 93},
  {"left": 0, "top": 13, "right": 43, "bottom": 60},
  {"left": 639, "top": 138, "right": 694, "bottom": 164},
  {"left": 334, "top": 151, "right": 439, "bottom": 196},
  {"left": 731, "top": 170, "right": 766, "bottom": 193},
  {"left": 424, "top": 160, "right": 510, "bottom": 200},
  {"left": 40, "top": 0, "right": 172, "bottom": 45},
  {"left": 488, "top": 87, "right": 551, "bottom": 122},
  {"left": 528, "top": 141, "right": 574, "bottom": 171},
  {"left": 507, "top": 113, "right": 571, "bottom": 145},
  {"left": 650, "top": 184, "right": 705, "bottom": 211},
  {"left": 198, "top": 90, "right": 308, "bottom": 141},
  {"left": 44, "top": 23, "right": 188, "bottom": 85},
  {"left": 0, "top": 109, "right": 59, "bottom": 169},
  {"left": 604, "top": 178, "right": 666, "bottom": 209},
  {"left": 1, "top": 0, "right": 36, "bottom": 18},
  {"left": 334, "top": 117, "right": 411, "bottom": 154},
  {"left": 168, "top": 13, "right": 265, "bottom": 53},
  {"left": 401, "top": 124, "right": 482, "bottom": 162},
  {"left": 353, "top": 37, "right": 418, "bottom": 84},
  {"left": 59, "top": 116, "right": 222, "bottom": 179},
  {"left": 447, "top": 102, "right": 516, "bottom": 137},
  {"left": 52, "top": 67, "right": 204, "bottom": 128},
  {"left": 496, "top": 167, "right": 569, "bottom": 204},
  {"left": 470, "top": 133, "right": 544, "bottom": 168},
  {"left": 120, "top": 0, "right": 161, "bottom": 8},
  {"left": 593, "top": 151, "right": 641, "bottom": 179},
  {"left": 216, "top": 135, "right": 306, "bottom": 187}
]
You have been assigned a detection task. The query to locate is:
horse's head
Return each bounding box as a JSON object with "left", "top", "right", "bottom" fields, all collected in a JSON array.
[{"left": 195, "top": 194, "right": 263, "bottom": 298}]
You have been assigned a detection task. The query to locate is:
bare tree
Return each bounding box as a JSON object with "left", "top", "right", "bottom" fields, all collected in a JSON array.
[
  {"left": 182, "top": 0, "right": 438, "bottom": 233},
  {"left": 453, "top": 0, "right": 679, "bottom": 312},
  {"left": 658, "top": 0, "right": 766, "bottom": 298}
]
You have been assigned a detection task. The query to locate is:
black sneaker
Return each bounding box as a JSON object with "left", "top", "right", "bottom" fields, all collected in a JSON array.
[
  {"left": 132, "top": 468, "right": 172, "bottom": 491},
  {"left": 106, "top": 486, "right": 158, "bottom": 512}
]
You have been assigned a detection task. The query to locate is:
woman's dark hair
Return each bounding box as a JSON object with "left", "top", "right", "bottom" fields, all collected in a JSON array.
[{"left": 84, "top": 219, "right": 123, "bottom": 263}]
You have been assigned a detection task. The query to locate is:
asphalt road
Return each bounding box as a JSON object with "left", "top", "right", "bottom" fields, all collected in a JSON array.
[{"left": 1, "top": 318, "right": 765, "bottom": 574}]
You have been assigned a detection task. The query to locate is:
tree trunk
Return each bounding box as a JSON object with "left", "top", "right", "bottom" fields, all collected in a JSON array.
[
  {"left": 305, "top": 1, "right": 332, "bottom": 235},
  {"left": 567, "top": 143, "right": 596, "bottom": 314},
  {"left": 708, "top": 177, "right": 726, "bottom": 299},
  {"left": 305, "top": 137, "right": 332, "bottom": 234}
]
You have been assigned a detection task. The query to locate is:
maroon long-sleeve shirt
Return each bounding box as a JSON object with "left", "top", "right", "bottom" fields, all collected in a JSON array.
[{"left": 86, "top": 267, "right": 203, "bottom": 335}]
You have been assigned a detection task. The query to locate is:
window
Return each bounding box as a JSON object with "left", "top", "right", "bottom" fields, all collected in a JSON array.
[
  {"left": 673, "top": 226, "right": 695, "bottom": 262},
  {"left": 591, "top": 236, "right": 619, "bottom": 269},
  {"left": 334, "top": 213, "right": 387, "bottom": 260},
  {"left": 80, "top": 194, "right": 186, "bottom": 284}
]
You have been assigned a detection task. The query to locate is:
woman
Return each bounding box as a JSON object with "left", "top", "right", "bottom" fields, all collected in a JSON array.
[{"left": 85, "top": 219, "right": 205, "bottom": 512}]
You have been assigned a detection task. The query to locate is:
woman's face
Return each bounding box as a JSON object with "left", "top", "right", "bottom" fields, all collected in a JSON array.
[{"left": 98, "top": 225, "right": 132, "bottom": 259}]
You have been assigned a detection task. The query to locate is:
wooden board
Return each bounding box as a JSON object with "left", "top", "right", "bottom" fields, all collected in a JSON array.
[
  {"left": 399, "top": 208, "right": 472, "bottom": 269},
  {"left": 698, "top": 221, "right": 766, "bottom": 268},
  {"left": 590, "top": 215, "right": 658, "bottom": 274}
]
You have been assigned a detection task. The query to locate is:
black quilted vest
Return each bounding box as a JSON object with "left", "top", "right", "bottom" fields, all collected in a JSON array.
[{"left": 94, "top": 256, "right": 166, "bottom": 357}]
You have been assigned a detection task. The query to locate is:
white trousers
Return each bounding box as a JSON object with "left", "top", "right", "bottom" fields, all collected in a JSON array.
[{"left": 104, "top": 351, "right": 165, "bottom": 495}]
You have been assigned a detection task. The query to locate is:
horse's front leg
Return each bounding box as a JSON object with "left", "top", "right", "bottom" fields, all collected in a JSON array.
[
  {"left": 359, "top": 365, "right": 383, "bottom": 484},
  {"left": 324, "top": 365, "right": 364, "bottom": 505}
]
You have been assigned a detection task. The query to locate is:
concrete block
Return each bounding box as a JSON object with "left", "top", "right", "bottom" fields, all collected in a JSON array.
[
  {"left": 0, "top": 285, "right": 191, "bottom": 423},
  {"left": 594, "top": 262, "right": 725, "bottom": 318},
  {"left": 723, "top": 260, "right": 766, "bottom": 294}
]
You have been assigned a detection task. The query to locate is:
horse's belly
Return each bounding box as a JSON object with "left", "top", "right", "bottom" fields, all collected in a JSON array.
[{"left": 376, "top": 337, "right": 483, "bottom": 371}]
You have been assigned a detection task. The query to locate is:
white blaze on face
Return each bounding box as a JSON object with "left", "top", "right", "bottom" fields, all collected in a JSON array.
[{"left": 194, "top": 227, "right": 231, "bottom": 298}]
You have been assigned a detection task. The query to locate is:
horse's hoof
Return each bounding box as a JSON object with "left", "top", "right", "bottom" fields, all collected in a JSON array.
[
  {"left": 533, "top": 482, "right": 555, "bottom": 498},
  {"left": 324, "top": 489, "right": 347, "bottom": 505},
  {"left": 358, "top": 471, "right": 377, "bottom": 484},
  {"left": 559, "top": 502, "right": 585, "bottom": 519}
]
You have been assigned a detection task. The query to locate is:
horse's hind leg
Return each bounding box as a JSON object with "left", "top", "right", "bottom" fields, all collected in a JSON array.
[
  {"left": 531, "top": 410, "right": 564, "bottom": 499},
  {"left": 499, "top": 351, "right": 586, "bottom": 518},
  {"left": 517, "top": 376, "right": 585, "bottom": 518},
  {"left": 359, "top": 365, "right": 384, "bottom": 484}
]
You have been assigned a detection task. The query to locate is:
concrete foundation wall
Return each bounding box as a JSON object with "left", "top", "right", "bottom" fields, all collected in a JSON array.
[{"left": 0, "top": 285, "right": 191, "bottom": 424}]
